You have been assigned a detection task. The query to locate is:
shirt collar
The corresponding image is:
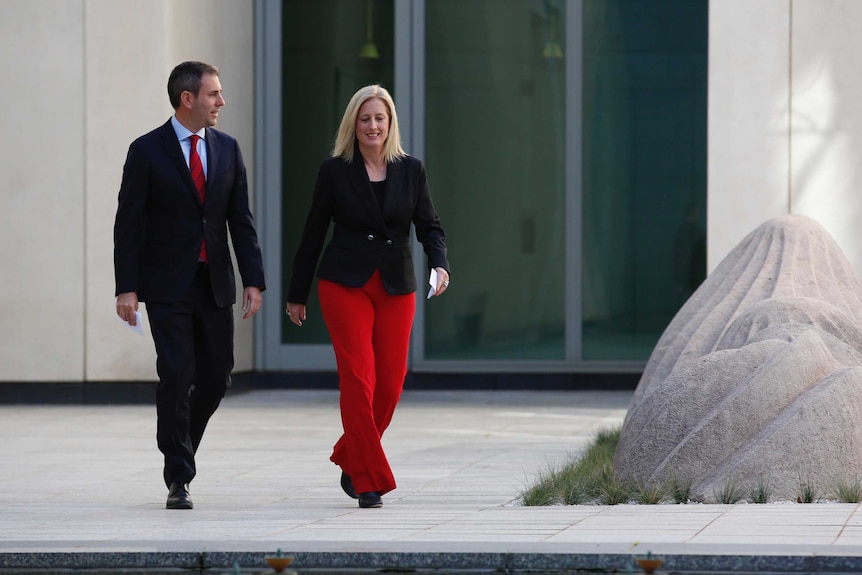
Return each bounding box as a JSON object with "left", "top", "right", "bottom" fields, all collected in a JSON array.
[{"left": 170, "top": 115, "right": 206, "bottom": 141}]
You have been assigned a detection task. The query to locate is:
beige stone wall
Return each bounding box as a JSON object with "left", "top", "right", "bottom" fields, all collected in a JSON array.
[
  {"left": 709, "top": 0, "right": 862, "bottom": 276},
  {"left": 0, "top": 0, "right": 256, "bottom": 382}
]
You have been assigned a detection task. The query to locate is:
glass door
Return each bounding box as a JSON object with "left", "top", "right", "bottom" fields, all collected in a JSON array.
[
  {"left": 413, "top": 0, "right": 707, "bottom": 371},
  {"left": 579, "top": 0, "right": 708, "bottom": 361},
  {"left": 417, "top": 0, "right": 569, "bottom": 364}
]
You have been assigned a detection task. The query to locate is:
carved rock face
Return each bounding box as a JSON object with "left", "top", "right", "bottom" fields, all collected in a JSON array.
[{"left": 614, "top": 215, "right": 862, "bottom": 501}]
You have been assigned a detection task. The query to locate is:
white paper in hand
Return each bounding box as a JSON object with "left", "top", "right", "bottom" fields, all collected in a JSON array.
[
  {"left": 427, "top": 268, "right": 438, "bottom": 299},
  {"left": 118, "top": 311, "right": 144, "bottom": 336}
]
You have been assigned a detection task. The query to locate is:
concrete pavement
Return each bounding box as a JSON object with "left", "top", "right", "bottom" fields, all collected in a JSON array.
[{"left": 1, "top": 389, "right": 862, "bottom": 573}]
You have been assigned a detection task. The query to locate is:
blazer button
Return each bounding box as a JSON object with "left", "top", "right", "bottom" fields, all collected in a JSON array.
[
  {"left": 202, "top": 217, "right": 207, "bottom": 224},
  {"left": 367, "top": 234, "right": 374, "bottom": 240},
  {"left": 386, "top": 239, "right": 392, "bottom": 245}
]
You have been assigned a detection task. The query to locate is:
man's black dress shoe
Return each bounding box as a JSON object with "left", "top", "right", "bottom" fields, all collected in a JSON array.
[
  {"left": 340, "top": 471, "right": 358, "bottom": 499},
  {"left": 166, "top": 482, "right": 193, "bottom": 509},
  {"left": 358, "top": 491, "right": 382, "bottom": 508}
]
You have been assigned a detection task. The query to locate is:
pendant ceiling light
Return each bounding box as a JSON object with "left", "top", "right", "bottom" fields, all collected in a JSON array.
[
  {"left": 359, "top": 0, "right": 380, "bottom": 59},
  {"left": 543, "top": 9, "right": 563, "bottom": 59}
]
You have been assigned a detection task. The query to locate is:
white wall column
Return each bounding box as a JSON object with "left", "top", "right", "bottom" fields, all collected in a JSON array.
[
  {"left": 790, "top": 0, "right": 862, "bottom": 273},
  {"left": 0, "top": 0, "right": 86, "bottom": 381},
  {"left": 708, "top": 0, "right": 791, "bottom": 273}
]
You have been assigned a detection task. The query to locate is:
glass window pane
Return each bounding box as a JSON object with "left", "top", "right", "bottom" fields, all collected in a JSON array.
[
  {"left": 425, "top": 0, "right": 566, "bottom": 360},
  {"left": 581, "top": 0, "right": 708, "bottom": 360},
  {"left": 281, "top": 0, "right": 394, "bottom": 344}
]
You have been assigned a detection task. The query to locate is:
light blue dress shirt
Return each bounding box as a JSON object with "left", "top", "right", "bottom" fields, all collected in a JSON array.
[{"left": 170, "top": 115, "right": 208, "bottom": 177}]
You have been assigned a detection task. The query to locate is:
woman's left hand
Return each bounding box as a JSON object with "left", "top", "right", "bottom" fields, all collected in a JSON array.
[
  {"left": 285, "top": 302, "right": 307, "bottom": 326},
  {"left": 434, "top": 267, "right": 450, "bottom": 296}
]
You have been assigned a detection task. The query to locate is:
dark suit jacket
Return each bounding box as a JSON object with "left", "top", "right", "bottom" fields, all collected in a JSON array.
[
  {"left": 287, "top": 152, "right": 448, "bottom": 304},
  {"left": 114, "top": 120, "right": 265, "bottom": 307}
]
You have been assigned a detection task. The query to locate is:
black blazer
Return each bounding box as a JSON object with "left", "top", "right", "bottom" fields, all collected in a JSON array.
[
  {"left": 114, "top": 120, "right": 265, "bottom": 307},
  {"left": 287, "top": 152, "right": 448, "bottom": 304}
]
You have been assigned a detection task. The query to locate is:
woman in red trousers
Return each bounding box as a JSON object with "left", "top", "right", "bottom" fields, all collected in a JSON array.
[{"left": 285, "top": 85, "right": 450, "bottom": 508}]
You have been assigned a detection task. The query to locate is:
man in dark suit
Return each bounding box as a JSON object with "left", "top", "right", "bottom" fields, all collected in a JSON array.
[{"left": 114, "top": 61, "right": 265, "bottom": 509}]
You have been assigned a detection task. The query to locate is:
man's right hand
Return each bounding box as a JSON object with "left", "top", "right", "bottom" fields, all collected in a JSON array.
[{"left": 116, "top": 292, "right": 139, "bottom": 325}]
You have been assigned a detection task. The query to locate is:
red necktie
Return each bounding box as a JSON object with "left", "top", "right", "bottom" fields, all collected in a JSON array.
[{"left": 189, "top": 134, "right": 207, "bottom": 263}]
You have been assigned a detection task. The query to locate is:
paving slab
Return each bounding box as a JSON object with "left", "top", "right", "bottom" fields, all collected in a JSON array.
[{"left": 1, "top": 389, "right": 862, "bottom": 574}]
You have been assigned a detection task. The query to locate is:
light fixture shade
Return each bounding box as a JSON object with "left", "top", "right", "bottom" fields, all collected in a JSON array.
[
  {"left": 360, "top": 42, "right": 380, "bottom": 59},
  {"left": 543, "top": 6, "right": 563, "bottom": 59},
  {"left": 543, "top": 41, "right": 563, "bottom": 59},
  {"left": 359, "top": 0, "right": 379, "bottom": 59}
]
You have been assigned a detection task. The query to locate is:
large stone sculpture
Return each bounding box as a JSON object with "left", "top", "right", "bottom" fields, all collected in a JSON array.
[{"left": 614, "top": 215, "right": 862, "bottom": 501}]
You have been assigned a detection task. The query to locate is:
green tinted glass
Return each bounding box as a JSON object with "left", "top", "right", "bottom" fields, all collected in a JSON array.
[
  {"left": 424, "top": 0, "right": 567, "bottom": 360},
  {"left": 581, "top": 0, "right": 707, "bottom": 360}
]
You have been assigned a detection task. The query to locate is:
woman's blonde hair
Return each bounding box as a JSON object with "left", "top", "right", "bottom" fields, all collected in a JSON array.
[{"left": 332, "top": 84, "right": 406, "bottom": 163}]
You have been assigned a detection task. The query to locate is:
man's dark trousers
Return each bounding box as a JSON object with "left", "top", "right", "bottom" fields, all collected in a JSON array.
[{"left": 147, "top": 262, "right": 233, "bottom": 487}]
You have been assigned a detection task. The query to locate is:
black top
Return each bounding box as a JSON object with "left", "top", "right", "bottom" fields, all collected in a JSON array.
[{"left": 370, "top": 179, "right": 386, "bottom": 211}]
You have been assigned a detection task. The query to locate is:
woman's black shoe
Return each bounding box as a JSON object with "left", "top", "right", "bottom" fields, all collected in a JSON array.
[
  {"left": 358, "top": 491, "right": 382, "bottom": 508},
  {"left": 340, "top": 471, "right": 358, "bottom": 499}
]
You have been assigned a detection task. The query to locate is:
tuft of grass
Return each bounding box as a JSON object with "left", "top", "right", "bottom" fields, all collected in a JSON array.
[
  {"left": 599, "top": 475, "right": 631, "bottom": 505},
  {"left": 669, "top": 474, "right": 693, "bottom": 504},
  {"left": 713, "top": 479, "right": 744, "bottom": 504},
  {"left": 520, "top": 463, "right": 564, "bottom": 506},
  {"left": 796, "top": 477, "right": 819, "bottom": 503},
  {"left": 633, "top": 480, "right": 667, "bottom": 504},
  {"left": 555, "top": 458, "right": 589, "bottom": 505},
  {"left": 560, "top": 483, "right": 588, "bottom": 505},
  {"left": 834, "top": 477, "right": 862, "bottom": 503},
  {"left": 748, "top": 475, "right": 773, "bottom": 504}
]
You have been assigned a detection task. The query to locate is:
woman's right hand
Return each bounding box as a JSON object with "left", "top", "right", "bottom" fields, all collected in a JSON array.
[{"left": 285, "top": 302, "right": 307, "bottom": 326}]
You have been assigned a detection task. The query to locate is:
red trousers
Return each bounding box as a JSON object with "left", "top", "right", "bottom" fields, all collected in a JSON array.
[{"left": 318, "top": 270, "right": 416, "bottom": 495}]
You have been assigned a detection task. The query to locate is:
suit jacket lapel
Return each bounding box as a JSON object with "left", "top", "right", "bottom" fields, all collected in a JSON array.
[
  {"left": 205, "top": 127, "right": 219, "bottom": 196},
  {"left": 157, "top": 120, "right": 201, "bottom": 206}
]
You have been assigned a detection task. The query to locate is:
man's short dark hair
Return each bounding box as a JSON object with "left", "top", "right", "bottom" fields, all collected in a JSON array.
[{"left": 167, "top": 61, "right": 220, "bottom": 109}]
